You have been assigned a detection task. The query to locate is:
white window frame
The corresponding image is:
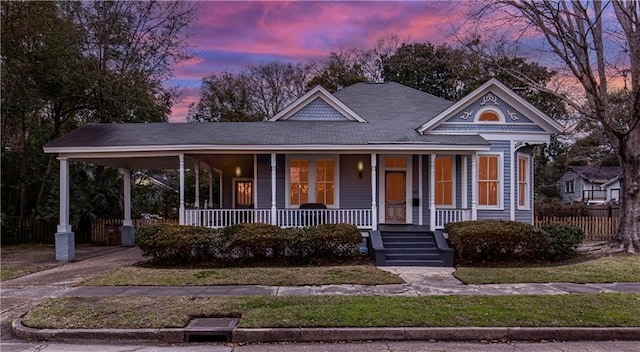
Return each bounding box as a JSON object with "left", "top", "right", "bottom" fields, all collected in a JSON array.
[
  {"left": 517, "top": 153, "right": 530, "bottom": 210},
  {"left": 565, "top": 180, "right": 575, "bottom": 193},
  {"left": 435, "top": 155, "right": 456, "bottom": 209},
  {"left": 476, "top": 152, "right": 504, "bottom": 210},
  {"left": 475, "top": 106, "right": 505, "bottom": 123},
  {"left": 285, "top": 155, "right": 340, "bottom": 208}
]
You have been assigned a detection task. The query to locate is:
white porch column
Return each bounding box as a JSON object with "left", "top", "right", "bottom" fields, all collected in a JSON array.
[
  {"left": 208, "top": 165, "right": 213, "bottom": 209},
  {"left": 371, "top": 153, "right": 377, "bottom": 231},
  {"left": 179, "top": 153, "right": 185, "bottom": 225},
  {"left": 194, "top": 160, "right": 200, "bottom": 209},
  {"left": 122, "top": 169, "right": 132, "bottom": 226},
  {"left": 121, "top": 168, "right": 134, "bottom": 247},
  {"left": 418, "top": 154, "right": 423, "bottom": 226},
  {"left": 270, "top": 153, "right": 277, "bottom": 225},
  {"left": 429, "top": 154, "right": 436, "bottom": 230},
  {"left": 55, "top": 157, "right": 75, "bottom": 262},
  {"left": 471, "top": 153, "right": 478, "bottom": 220},
  {"left": 509, "top": 141, "right": 515, "bottom": 221}
]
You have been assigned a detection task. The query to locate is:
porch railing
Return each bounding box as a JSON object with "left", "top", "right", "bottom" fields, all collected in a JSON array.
[
  {"left": 276, "top": 208, "right": 372, "bottom": 229},
  {"left": 434, "top": 208, "right": 472, "bottom": 229},
  {"left": 184, "top": 208, "right": 372, "bottom": 229}
]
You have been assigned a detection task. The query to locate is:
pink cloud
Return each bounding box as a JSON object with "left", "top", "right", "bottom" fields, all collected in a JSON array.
[{"left": 168, "top": 1, "right": 471, "bottom": 122}]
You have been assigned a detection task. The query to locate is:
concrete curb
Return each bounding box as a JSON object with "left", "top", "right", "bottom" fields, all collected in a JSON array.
[{"left": 12, "top": 320, "right": 640, "bottom": 343}]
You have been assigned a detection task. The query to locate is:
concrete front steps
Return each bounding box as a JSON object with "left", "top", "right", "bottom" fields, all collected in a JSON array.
[{"left": 371, "top": 225, "right": 454, "bottom": 267}]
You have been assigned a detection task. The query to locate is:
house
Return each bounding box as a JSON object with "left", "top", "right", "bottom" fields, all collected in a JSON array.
[
  {"left": 44, "top": 78, "right": 563, "bottom": 265},
  {"left": 559, "top": 165, "right": 621, "bottom": 204}
]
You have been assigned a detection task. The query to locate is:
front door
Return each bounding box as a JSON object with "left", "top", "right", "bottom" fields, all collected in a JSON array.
[
  {"left": 385, "top": 171, "right": 406, "bottom": 223},
  {"left": 234, "top": 180, "right": 253, "bottom": 209}
]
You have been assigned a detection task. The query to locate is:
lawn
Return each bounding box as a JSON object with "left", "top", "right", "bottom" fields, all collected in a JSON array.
[
  {"left": 455, "top": 254, "right": 640, "bottom": 284},
  {"left": 0, "top": 244, "right": 59, "bottom": 281},
  {"left": 82, "top": 265, "right": 404, "bottom": 286},
  {"left": 22, "top": 293, "right": 640, "bottom": 329}
]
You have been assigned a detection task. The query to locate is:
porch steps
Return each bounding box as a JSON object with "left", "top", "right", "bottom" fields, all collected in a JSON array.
[{"left": 378, "top": 228, "right": 452, "bottom": 267}]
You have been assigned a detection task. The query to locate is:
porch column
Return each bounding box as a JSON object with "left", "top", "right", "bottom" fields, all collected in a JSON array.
[
  {"left": 208, "top": 165, "right": 213, "bottom": 209},
  {"left": 509, "top": 141, "right": 515, "bottom": 221},
  {"left": 194, "top": 160, "right": 200, "bottom": 209},
  {"left": 418, "top": 155, "right": 423, "bottom": 226},
  {"left": 179, "top": 153, "right": 185, "bottom": 225},
  {"left": 55, "top": 157, "right": 75, "bottom": 262},
  {"left": 429, "top": 154, "right": 436, "bottom": 230},
  {"left": 471, "top": 153, "right": 478, "bottom": 220},
  {"left": 371, "top": 153, "right": 377, "bottom": 231},
  {"left": 270, "top": 153, "right": 277, "bottom": 225},
  {"left": 121, "top": 168, "right": 134, "bottom": 247}
]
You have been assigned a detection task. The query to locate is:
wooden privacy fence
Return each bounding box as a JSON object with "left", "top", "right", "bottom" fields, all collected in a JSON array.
[
  {"left": 535, "top": 216, "right": 618, "bottom": 241},
  {"left": 91, "top": 218, "right": 178, "bottom": 245}
]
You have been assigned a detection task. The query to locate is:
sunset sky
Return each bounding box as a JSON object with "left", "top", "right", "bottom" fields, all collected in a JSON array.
[{"left": 167, "top": 1, "right": 470, "bottom": 122}]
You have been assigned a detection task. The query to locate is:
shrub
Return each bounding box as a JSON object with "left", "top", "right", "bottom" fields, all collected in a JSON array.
[
  {"left": 223, "top": 223, "right": 285, "bottom": 259},
  {"left": 316, "top": 223, "right": 361, "bottom": 258},
  {"left": 136, "top": 224, "right": 219, "bottom": 265},
  {"left": 136, "top": 222, "right": 363, "bottom": 266},
  {"left": 539, "top": 223, "right": 585, "bottom": 260},
  {"left": 446, "top": 220, "right": 548, "bottom": 263}
]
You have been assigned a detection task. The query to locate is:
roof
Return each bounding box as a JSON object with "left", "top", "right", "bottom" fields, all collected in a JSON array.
[
  {"left": 44, "top": 82, "right": 491, "bottom": 152},
  {"left": 567, "top": 166, "right": 622, "bottom": 183},
  {"left": 44, "top": 121, "right": 488, "bottom": 151}
]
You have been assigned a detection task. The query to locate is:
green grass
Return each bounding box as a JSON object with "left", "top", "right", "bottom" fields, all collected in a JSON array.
[
  {"left": 455, "top": 254, "right": 640, "bottom": 284},
  {"left": 0, "top": 244, "right": 59, "bottom": 281},
  {"left": 22, "top": 294, "right": 640, "bottom": 329},
  {"left": 82, "top": 265, "right": 404, "bottom": 286}
]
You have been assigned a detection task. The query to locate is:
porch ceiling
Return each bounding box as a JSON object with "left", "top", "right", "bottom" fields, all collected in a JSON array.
[{"left": 71, "top": 156, "right": 180, "bottom": 169}]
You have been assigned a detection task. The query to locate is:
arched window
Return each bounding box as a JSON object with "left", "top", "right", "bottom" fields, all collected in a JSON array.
[{"left": 478, "top": 110, "right": 500, "bottom": 122}]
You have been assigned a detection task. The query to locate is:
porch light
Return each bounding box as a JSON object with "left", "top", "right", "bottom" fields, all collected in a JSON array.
[
  {"left": 357, "top": 160, "right": 364, "bottom": 179},
  {"left": 235, "top": 165, "right": 242, "bottom": 177}
]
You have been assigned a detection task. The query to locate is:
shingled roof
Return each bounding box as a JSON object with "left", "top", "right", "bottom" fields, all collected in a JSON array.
[
  {"left": 567, "top": 166, "right": 622, "bottom": 183},
  {"left": 44, "top": 82, "right": 488, "bottom": 151}
]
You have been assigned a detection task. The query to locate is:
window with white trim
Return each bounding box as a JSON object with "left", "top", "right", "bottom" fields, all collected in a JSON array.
[
  {"left": 518, "top": 155, "right": 529, "bottom": 209},
  {"left": 478, "top": 154, "right": 500, "bottom": 207},
  {"left": 435, "top": 156, "right": 454, "bottom": 206},
  {"left": 287, "top": 156, "right": 338, "bottom": 207}
]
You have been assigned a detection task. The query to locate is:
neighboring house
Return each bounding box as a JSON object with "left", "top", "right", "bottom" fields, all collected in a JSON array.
[
  {"left": 44, "top": 79, "right": 563, "bottom": 265},
  {"left": 559, "top": 166, "right": 621, "bottom": 204}
]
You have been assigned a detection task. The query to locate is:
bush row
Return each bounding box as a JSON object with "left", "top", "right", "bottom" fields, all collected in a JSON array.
[
  {"left": 445, "top": 220, "right": 585, "bottom": 263},
  {"left": 135, "top": 223, "right": 362, "bottom": 266}
]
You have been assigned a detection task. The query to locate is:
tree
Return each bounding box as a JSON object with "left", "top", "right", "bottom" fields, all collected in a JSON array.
[
  {"left": 244, "top": 62, "right": 310, "bottom": 118},
  {"left": 190, "top": 62, "right": 310, "bottom": 122},
  {"left": 187, "top": 72, "right": 262, "bottom": 122},
  {"left": 462, "top": 1, "right": 640, "bottom": 252},
  {"left": 1, "top": 1, "right": 197, "bottom": 242},
  {"left": 307, "top": 48, "right": 370, "bottom": 93},
  {"left": 382, "top": 42, "right": 565, "bottom": 119}
]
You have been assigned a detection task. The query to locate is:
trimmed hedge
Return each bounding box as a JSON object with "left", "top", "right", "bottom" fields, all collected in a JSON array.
[
  {"left": 445, "top": 220, "right": 547, "bottom": 263},
  {"left": 136, "top": 222, "right": 362, "bottom": 266},
  {"left": 445, "top": 220, "right": 586, "bottom": 264},
  {"left": 135, "top": 224, "right": 219, "bottom": 265},
  {"left": 538, "top": 223, "right": 585, "bottom": 260}
]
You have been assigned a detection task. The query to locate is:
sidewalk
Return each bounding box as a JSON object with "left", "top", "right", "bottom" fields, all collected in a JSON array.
[{"left": 2, "top": 247, "right": 640, "bottom": 344}]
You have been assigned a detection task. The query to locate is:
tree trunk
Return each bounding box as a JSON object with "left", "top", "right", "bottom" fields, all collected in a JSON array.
[{"left": 615, "top": 128, "right": 640, "bottom": 252}]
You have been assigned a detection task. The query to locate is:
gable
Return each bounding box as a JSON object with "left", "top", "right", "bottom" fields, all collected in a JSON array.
[
  {"left": 270, "top": 85, "right": 366, "bottom": 122},
  {"left": 287, "top": 97, "right": 350, "bottom": 121},
  {"left": 418, "top": 79, "right": 563, "bottom": 135}
]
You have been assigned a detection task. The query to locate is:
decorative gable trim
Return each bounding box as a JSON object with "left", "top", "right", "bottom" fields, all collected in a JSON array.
[
  {"left": 417, "top": 78, "right": 564, "bottom": 134},
  {"left": 269, "top": 85, "right": 367, "bottom": 122}
]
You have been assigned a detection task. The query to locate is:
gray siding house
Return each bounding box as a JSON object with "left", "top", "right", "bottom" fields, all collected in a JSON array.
[
  {"left": 559, "top": 166, "right": 621, "bottom": 204},
  {"left": 44, "top": 79, "right": 563, "bottom": 264}
]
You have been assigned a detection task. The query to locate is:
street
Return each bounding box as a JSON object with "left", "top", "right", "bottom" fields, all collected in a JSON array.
[{"left": 1, "top": 341, "right": 639, "bottom": 352}]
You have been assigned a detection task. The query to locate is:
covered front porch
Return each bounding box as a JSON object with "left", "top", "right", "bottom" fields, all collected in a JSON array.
[{"left": 52, "top": 150, "right": 486, "bottom": 262}]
